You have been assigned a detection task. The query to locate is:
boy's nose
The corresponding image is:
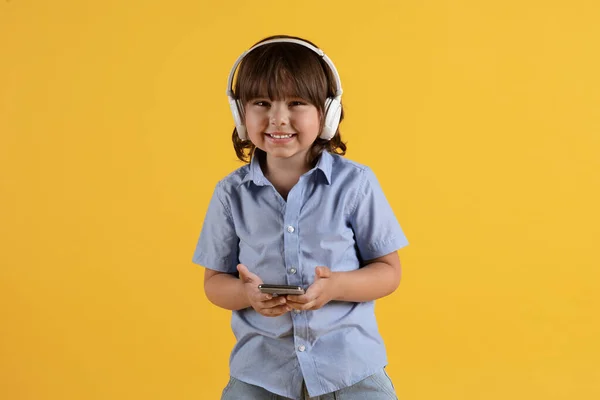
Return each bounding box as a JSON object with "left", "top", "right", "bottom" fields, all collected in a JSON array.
[{"left": 269, "top": 103, "right": 289, "bottom": 126}]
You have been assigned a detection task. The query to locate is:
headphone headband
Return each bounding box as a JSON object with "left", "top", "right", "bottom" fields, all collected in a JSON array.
[{"left": 226, "top": 38, "right": 343, "bottom": 99}]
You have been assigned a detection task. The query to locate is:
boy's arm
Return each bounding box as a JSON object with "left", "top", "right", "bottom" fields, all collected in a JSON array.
[
  {"left": 332, "top": 251, "right": 402, "bottom": 302},
  {"left": 204, "top": 268, "right": 251, "bottom": 311}
]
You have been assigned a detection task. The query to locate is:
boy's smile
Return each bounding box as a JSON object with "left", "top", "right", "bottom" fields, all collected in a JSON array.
[{"left": 264, "top": 131, "right": 297, "bottom": 143}]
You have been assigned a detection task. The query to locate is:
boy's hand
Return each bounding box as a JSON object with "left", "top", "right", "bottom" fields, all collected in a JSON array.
[
  {"left": 237, "top": 264, "right": 291, "bottom": 317},
  {"left": 286, "top": 266, "right": 337, "bottom": 311}
]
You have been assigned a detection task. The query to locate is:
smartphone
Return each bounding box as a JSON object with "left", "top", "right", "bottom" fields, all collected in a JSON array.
[{"left": 258, "top": 284, "right": 305, "bottom": 296}]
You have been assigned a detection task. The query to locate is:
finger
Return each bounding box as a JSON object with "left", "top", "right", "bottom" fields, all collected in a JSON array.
[
  {"left": 260, "top": 296, "right": 288, "bottom": 309},
  {"left": 285, "top": 301, "right": 304, "bottom": 310},
  {"left": 249, "top": 293, "right": 273, "bottom": 304},
  {"left": 286, "top": 294, "right": 310, "bottom": 303},
  {"left": 315, "top": 266, "right": 331, "bottom": 279},
  {"left": 289, "top": 292, "right": 323, "bottom": 309},
  {"left": 259, "top": 304, "right": 291, "bottom": 317},
  {"left": 237, "top": 264, "right": 259, "bottom": 284},
  {"left": 286, "top": 298, "right": 313, "bottom": 308},
  {"left": 237, "top": 264, "right": 250, "bottom": 282},
  {"left": 288, "top": 299, "right": 316, "bottom": 311}
]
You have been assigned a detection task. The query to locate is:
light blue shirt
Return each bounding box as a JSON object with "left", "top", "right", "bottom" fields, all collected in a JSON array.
[{"left": 192, "top": 150, "right": 408, "bottom": 399}]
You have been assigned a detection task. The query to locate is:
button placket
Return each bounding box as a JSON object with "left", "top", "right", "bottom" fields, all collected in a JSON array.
[{"left": 284, "top": 178, "right": 309, "bottom": 358}]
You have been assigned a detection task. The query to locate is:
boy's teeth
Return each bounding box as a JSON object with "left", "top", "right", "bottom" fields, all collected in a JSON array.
[{"left": 270, "top": 134, "right": 292, "bottom": 139}]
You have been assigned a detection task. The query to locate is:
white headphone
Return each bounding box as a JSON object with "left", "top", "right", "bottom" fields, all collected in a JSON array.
[{"left": 226, "top": 38, "right": 343, "bottom": 141}]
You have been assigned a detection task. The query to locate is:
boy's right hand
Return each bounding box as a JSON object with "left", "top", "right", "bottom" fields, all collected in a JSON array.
[{"left": 237, "top": 264, "right": 291, "bottom": 317}]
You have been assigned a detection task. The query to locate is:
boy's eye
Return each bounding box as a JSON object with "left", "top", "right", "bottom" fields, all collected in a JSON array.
[{"left": 249, "top": 99, "right": 308, "bottom": 107}]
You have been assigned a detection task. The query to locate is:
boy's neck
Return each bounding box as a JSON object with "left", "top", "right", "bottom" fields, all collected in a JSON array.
[{"left": 260, "top": 151, "right": 315, "bottom": 200}]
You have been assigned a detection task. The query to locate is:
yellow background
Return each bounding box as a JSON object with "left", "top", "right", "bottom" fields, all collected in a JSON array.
[{"left": 1, "top": 1, "right": 599, "bottom": 399}]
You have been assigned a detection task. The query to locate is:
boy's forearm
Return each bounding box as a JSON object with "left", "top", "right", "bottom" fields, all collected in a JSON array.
[
  {"left": 204, "top": 273, "right": 251, "bottom": 311},
  {"left": 332, "top": 261, "right": 401, "bottom": 303}
]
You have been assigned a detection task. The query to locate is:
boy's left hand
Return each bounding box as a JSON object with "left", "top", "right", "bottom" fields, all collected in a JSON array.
[{"left": 286, "top": 266, "right": 337, "bottom": 311}]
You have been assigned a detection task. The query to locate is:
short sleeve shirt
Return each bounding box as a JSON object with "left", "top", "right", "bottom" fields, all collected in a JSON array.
[{"left": 192, "top": 151, "right": 408, "bottom": 399}]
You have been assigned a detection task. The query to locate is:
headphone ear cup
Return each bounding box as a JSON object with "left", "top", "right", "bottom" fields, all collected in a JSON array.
[
  {"left": 320, "top": 97, "right": 342, "bottom": 140},
  {"left": 236, "top": 99, "right": 247, "bottom": 139},
  {"left": 228, "top": 96, "right": 247, "bottom": 140}
]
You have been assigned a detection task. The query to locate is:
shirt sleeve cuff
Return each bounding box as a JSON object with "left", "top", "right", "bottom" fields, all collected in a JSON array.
[
  {"left": 362, "top": 235, "right": 409, "bottom": 261},
  {"left": 192, "top": 252, "right": 238, "bottom": 274}
]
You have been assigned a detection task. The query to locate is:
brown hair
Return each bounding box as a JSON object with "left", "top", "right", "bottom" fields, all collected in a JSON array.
[{"left": 230, "top": 35, "right": 347, "bottom": 163}]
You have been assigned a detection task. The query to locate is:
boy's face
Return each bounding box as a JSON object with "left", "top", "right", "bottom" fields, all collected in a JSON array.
[{"left": 244, "top": 97, "right": 321, "bottom": 165}]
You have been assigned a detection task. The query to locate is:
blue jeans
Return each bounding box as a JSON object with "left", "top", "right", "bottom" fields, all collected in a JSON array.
[{"left": 221, "top": 368, "right": 398, "bottom": 400}]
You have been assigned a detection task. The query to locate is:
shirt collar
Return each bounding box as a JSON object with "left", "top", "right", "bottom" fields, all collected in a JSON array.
[
  {"left": 314, "top": 150, "right": 333, "bottom": 185},
  {"left": 240, "top": 150, "right": 333, "bottom": 186},
  {"left": 240, "top": 151, "right": 269, "bottom": 186}
]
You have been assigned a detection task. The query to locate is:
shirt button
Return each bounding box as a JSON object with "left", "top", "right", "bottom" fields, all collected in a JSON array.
[
  {"left": 293, "top": 309, "right": 302, "bottom": 314},
  {"left": 286, "top": 225, "right": 295, "bottom": 233},
  {"left": 298, "top": 345, "right": 306, "bottom": 352},
  {"left": 289, "top": 267, "right": 297, "bottom": 274}
]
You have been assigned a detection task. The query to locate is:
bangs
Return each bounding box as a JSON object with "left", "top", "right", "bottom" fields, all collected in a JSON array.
[
  {"left": 243, "top": 68, "right": 307, "bottom": 103},
  {"left": 235, "top": 43, "right": 329, "bottom": 108}
]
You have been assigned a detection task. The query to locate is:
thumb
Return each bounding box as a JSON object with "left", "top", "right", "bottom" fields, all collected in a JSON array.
[
  {"left": 237, "top": 264, "right": 257, "bottom": 283},
  {"left": 315, "top": 266, "right": 332, "bottom": 279}
]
